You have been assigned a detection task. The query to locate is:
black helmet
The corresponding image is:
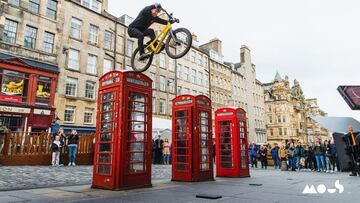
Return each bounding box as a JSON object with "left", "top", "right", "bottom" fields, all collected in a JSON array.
[{"left": 154, "top": 3, "right": 162, "bottom": 12}]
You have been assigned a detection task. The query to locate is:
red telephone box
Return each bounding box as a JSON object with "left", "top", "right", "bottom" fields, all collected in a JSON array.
[
  {"left": 172, "top": 95, "right": 214, "bottom": 182},
  {"left": 92, "top": 71, "right": 152, "bottom": 190},
  {"left": 215, "top": 108, "right": 250, "bottom": 178}
]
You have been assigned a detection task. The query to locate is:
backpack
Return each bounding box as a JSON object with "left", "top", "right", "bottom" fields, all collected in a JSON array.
[{"left": 51, "top": 143, "right": 59, "bottom": 152}]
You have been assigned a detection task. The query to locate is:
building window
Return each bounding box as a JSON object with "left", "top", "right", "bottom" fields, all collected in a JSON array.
[
  {"left": 150, "top": 72, "right": 156, "bottom": 89},
  {"left": 24, "top": 26, "right": 37, "bottom": 49},
  {"left": 270, "top": 128, "right": 273, "bottom": 136},
  {"left": 64, "top": 106, "right": 76, "bottom": 123},
  {"left": 198, "top": 72, "right": 203, "bottom": 85},
  {"left": 177, "top": 64, "right": 182, "bottom": 79},
  {"left": 0, "top": 69, "right": 29, "bottom": 103},
  {"left": 104, "top": 30, "right": 113, "bottom": 50},
  {"left": 82, "top": 0, "right": 90, "bottom": 8},
  {"left": 28, "top": 0, "right": 40, "bottom": 13},
  {"left": 68, "top": 49, "right": 80, "bottom": 70},
  {"left": 159, "top": 53, "right": 165, "bottom": 68},
  {"left": 269, "top": 115, "right": 272, "bottom": 123},
  {"left": 43, "top": 32, "right": 55, "bottom": 53},
  {"left": 191, "top": 50, "right": 196, "bottom": 63},
  {"left": 103, "top": 59, "right": 113, "bottom": 75},
  {"left": 191, "top": 69, "right": 196, "bottom": 83},
  {"left": 168, "top": 78, "right": 175, "bottom": 93},
  {"left": 159, "top": 75, "right": 165, "bottom": 91},
  {"left": 277, "top": 116, "right": 281, "bottom": 123},
  {"left": 86, "top": 54, "right": 97, "bottom": 74},
  {"left": 152, "top": 98, "right": 156, "bottom": 113},
  {"left": 177, "top": 86, "right": 182, "bottom": 95},
  {"left": 204, "top": 73, "right": 209, "bottom": 86},
  {"left": 36, "top": 76, "right": 51, "bottom": 105},
  {"left": 283, "top": 116, "right": 286, "bottom": 123},
  {"left": 284, "top": 128, "right": 287, "bottom": 136},
  {"left": 84, "top": 108, "right": 94, "bottom": 124},
  {"left": 89, "top": 24, "right": 99, "bottom": 44},
  {"left": 85, "top": 81, "right": 96, "bottom": 99},
  {"left": 279, "top": 128, "right": 283, "bottom": 136},
  {"left": 3, "top": 19, "right": 18, "bottom": 43},
  {"left": 81, "top": 0, "right": 101, "bottom": 13},
  {"left": 46, "top": 0, "right": 57, "bottom": 20},
  {"left": 8, "top": 0, "right": 19, "bottom": 6},
  {"left": 126, "top": 40, "right": 134, "bottom": 56},
  {"left": 169, "top": 58, "right": 175, "bottom": 71},
  {"left": 184, "top": 66, "right": 189, "bottom": 81},
  {"left": 159, "top": 99, "right": 166, "bottom": 115},
  {"left": 65, "top": 77, "right": 78, "bottom": 97},
  {"left": 70, "top": 18, "right": 82, "bottom": 39}
]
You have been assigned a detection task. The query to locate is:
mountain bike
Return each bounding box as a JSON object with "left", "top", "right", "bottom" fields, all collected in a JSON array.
[{"left": 131, "top": 10, "right": 192, "bottom": 72}]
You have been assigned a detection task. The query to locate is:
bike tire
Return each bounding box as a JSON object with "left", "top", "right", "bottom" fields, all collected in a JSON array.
[
  {"left": 165, "top": 28, "right": 192, "bottom": 59},
  {"left": 131, "top": 47, "right": 154, "bottom": 72}
]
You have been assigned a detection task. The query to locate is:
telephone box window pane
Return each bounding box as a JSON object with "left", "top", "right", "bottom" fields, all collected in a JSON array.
[
  {"left": 102, "top": 102, "right": 113, "bottom": 112},
  {"left": 128, "top": 143, "right": 144, "bottom": 151},
  {"left": 130, "top": 92, "right": 145, "bottom": 102},
  {"left": 176, "top": 156, "right": 187, "bottom": 162},
  {"left": 201, "top": 125, "right": 208, "bottom": 133},
  {"left": 176, "top": 164, "right": 187, "bottom": 171},
  {"left": 131, "top": 122, "right": 145, "bottom": 131},
  {"left": 176, "top": 118, "right": 187, "bottom": 126},
  {"left": 129, "top": 133, "right": 144, "bottom": 141},
  {"left": 102, "top": 112, "right": 113, "bottom": 122},
  {"left": 176, "top": 110, "right": 187, "bottom": 117},
  {"left": 201, "top": 111, "right": 208, "bottom": 118},
  {"left": 102, "top": 92, "right": 114, "bottom": 101},
  {"left": 130, "top": 163, "right": 144, "bottom": 173},
  {"left": 130, "top": 112, "right": 145, "bottom": 122},
  {"left": 176, "top": 148, "right": 187, "bottom": 155},
  {"left": 176, "top": 126, "right": 187, "bottom": 133},
  {"left": 97, "top": 165, "right": 111, "bottom": 175},
  {"left": 131, "top": 101, "right": 145, "bottom": 112},
  {"left": 99, "top": 144, "right": 111, "bottom": 152},
  {"left": 98, "top": 154, "right": 111, "bottom": 163},
  {"left": 101, "top": 123, "right": 112, "bottom": 131},
  {"left": 201, "top": 148, "right": 209, "bottom": 155},
  {"left": 176, "top": 133, "right": 186, "bottom": 140},
  {"left": 201, "top": 118, "right": 208, "bottom": 125},
  {"left": 100, "top": 133, "right": 112, "bottom": 142},
  {"left": 176, "top": 140, "right": 186, "bottom": 147}
]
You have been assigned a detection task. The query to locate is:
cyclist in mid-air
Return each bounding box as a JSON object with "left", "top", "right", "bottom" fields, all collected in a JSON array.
[{"left": 128, "top": 3, "right": 168, "bottom": 60}]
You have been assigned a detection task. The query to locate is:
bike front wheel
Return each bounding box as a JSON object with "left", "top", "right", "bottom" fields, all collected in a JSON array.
[
  {"left": 131, "top": 47, "right": 154, "bottom": 72},
  {"left": 165, "top": 28, "right": 192, "bottom": 59}
]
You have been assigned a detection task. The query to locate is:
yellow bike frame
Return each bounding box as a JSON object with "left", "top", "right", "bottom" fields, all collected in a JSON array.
[{"left": 145, "top": 22, "right": 172, "bottom": 54}]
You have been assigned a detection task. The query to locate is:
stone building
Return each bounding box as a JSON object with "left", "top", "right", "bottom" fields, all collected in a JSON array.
[
  {"left": 304, "top": 98, "right": 330, "bottom": 143},
  {"left": 264, "top": 72, "right": 329, "bottom": 145}
]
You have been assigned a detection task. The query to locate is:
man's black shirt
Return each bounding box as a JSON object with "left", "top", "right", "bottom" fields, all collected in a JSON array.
[{"left": 129, "top": 5, "right": 168, "bottom": 31}]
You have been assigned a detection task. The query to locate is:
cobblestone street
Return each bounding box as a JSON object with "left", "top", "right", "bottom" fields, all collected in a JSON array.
[{"left": 0, "top": 165, "right": 172, "bottom": 191}]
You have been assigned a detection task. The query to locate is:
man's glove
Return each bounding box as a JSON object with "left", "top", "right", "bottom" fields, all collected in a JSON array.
[{"left": 170, "top": 18, "right": 179, "bottom": 24}]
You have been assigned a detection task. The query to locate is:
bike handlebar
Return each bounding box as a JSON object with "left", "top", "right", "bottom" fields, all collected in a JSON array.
[{"left": 161, "top": 9, "right": 180, "bottom": 24}]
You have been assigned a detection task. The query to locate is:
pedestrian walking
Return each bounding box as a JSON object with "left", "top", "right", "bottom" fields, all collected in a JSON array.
[
  {"left": 271, "top": 143, "right": 280, "bottom": 169},
  {"left": 67, "top": 129, "right": 79, "bottom": 166},
  {"left": 260, "top": 145, "right": 268, "bottom": 169},
  {"left": 162, "top": 138, "right": 170, "bottom": 164},
  {"left": 51, "top": 135, "right": 61, "bottom": 167},
  {"left": 249, "top": 141, "right": 258, "bottom": 168}
]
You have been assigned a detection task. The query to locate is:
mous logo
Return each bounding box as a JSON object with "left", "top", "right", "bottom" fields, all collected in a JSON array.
[{"left": 302, "top": 180, "right": 344, "bottom": 194}]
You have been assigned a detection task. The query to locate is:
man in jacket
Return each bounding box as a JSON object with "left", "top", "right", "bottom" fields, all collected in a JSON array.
[
  {"left": 249, "top": 141, "right": 258, "bottom": 168},
  {"left": 271, "top": 143, "right": 280, "bottom": 169},
  {"left": 344, "top": 126, "right": 360, "bottom": 176},
  {"left": 128, "top": 3, "right": 168, "bottom": 60}
]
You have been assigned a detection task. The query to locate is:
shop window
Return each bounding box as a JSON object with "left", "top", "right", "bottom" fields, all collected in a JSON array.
[
  {"left": 0, "top": 69, "right": 29, "bottom": 103},
  {"left": 36, "top": 76, "right": 51, "bottom": 105}
]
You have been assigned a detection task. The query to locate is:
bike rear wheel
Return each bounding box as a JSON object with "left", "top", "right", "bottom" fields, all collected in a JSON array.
[
  {"left": 131, "top": 47, "right": 154, "bottom": 72},
  {"left": 165, "top": 28, "right": 192, "bottom": 59}
]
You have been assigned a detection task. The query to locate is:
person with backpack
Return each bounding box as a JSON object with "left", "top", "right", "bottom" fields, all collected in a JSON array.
[{"left": 51, "top": 135, "right": 61, "bottom": 167}]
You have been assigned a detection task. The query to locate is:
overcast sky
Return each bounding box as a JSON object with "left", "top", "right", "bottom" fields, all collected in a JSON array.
[{"left": 109, "top": 0, "right": 360, "bottom": 121}]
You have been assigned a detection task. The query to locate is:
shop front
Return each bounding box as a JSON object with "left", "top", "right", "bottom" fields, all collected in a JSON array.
[{"left": 0, "top": 53, "right": 58, "bottom": 132}]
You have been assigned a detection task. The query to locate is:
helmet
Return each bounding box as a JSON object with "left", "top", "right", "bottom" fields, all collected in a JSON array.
[{"left": 154, "top": 3, "right": 162, "bottom": 12}]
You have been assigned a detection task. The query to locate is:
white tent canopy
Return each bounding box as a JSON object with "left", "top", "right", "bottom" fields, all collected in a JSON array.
[{"left": 312, "top": 116, "right": 360, "bottom": 133}]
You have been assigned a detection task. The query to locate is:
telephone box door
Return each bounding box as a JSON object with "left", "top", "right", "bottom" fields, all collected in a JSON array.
[
  {"left": 238, "top": 118, "right": 250, "bottom": 177},
  {"left": 93, "top": 87, "right": 120, "bottom": 189},
  {"left": 217, "top": 119, "right": 235, "bottom": 176},
  {"left": 172, "top": 108, "right": 193, "bottom": 182},
  {"left": 122, "top": 88, "right": 152, "bottom": 188},
  {"left": 196, "top": 108, "right": 213, "bottom": 180}
]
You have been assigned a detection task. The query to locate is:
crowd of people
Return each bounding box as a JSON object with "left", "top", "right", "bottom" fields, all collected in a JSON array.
[
  {"left": 152, "top": 135, "right": 171, "bottom": 165},
  {"left": 249, "top": 139, "right": 339, "bottom": 173}
]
